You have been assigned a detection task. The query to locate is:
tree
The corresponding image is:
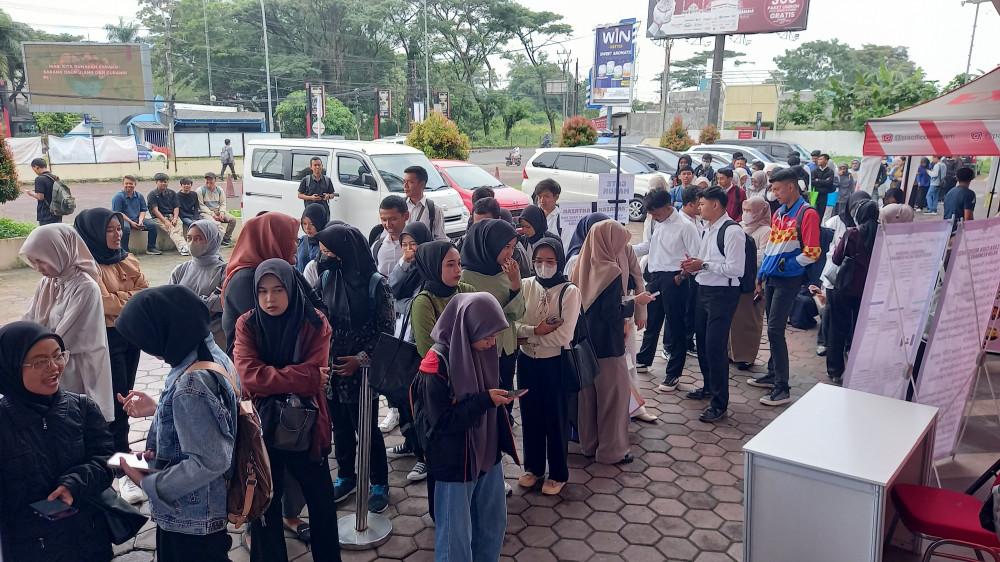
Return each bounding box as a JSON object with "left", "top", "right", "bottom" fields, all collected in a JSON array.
[
  {"left": 275, "top": 91, "right": 354, "bottom": 137},
  {"left": 829, "top": 64, "right": 938, "bottom": 132},
  {"left": 773, "top": 39, "right": 856, "bottom": 91},
  {"left": 0, "top": 131, "right": 19, "bottom": 205},
  {"left": 407, "top": 111, "right": 471, "bottom": 160},
  {"left": 659, "top": 116, "right": 693, "bottom": 151},
  {"left": 104, "top": 17, "right": 143, "bottom": 42},
  {"left": 33, "top": 113, "right": 82, "bottom": 136},
  {"left": 559, "top": 116, "right": 596, "bottom": 147},
  {"left": 778, "top": 91, "right": 834, "bottom": 128},
  {"left": 670, "top": 49, "right": 746, "bottom": 89},
  {"left": 698, "top": 124, "right": 719, "bottom": 145},
  {"left": 499, "top": 98, "right": 531, "bottom": 141}
]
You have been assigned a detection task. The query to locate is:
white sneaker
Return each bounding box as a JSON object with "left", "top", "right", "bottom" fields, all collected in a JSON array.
[
  {"left": 407, "top": 462, "right": 428, "bottom": 482},
  {"left": 119, "top": 475, "right": 146, "bottom": 504},
  {"left": 379, "top": 408, "right": 399, "bottom": 433},
  {"left": 179, "top": 244, "right": 190, "bottom": 256},
  {"left": 504, "top": 482, "right": 513, "bottom": 497}
]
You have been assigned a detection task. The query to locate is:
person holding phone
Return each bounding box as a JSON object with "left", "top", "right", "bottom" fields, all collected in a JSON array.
[
  {"left": 514, "top": 237, "right": 580, "bottom": 496},
  {"left": 0, "top": 321, "right": 116, "bottom": 562}
]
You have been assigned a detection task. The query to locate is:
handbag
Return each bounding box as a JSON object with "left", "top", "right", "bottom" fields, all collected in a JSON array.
[
  {"left": 257, "top": 393, "right": 317, "bottom": 452},
  {"left": 370, "top": 301, "right": 422, "bottom": 396},
  {"left": 556, "top": 284, "right": 600, "bottom": 392},
  {"left": 89, "top": 484, "right": 148, "bottom": 545}
]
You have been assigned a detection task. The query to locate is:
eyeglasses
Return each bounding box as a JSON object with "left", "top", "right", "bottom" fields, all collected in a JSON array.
[{"left": 23, "top": 351, "right": 70, "bottom": 372}]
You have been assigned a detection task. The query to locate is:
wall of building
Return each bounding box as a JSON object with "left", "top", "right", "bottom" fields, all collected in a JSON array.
[{"left": 723, "top": 85, "right": 780, "bottom": 124}]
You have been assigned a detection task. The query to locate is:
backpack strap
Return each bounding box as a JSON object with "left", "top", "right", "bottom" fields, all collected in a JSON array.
[
  {"left": 368, "top": 272, "right": 384, "bottom": 303},
  {"left": 426, "top": 199, "right": 437, "bottom": 231},
  {"left": 556, "top": 283, "right": 570, "bottom": 318},
  {"left": 793, "top": 201, "right": 813, "bottom": 247},
  {"left": 185, "top": 360, "right": 239, "bottom": 394},
  {"left": 716, "top": 220, "right": 740, "bottom": 287}
]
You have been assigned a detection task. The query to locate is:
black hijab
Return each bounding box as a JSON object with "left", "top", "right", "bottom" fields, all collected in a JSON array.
[
  {"left": 314, "top": 223, "right": 378, "bottom": 328},
  {"left": 532, "top": 236, "right": 569, "bottom": 289},
  {"left": 519, "top": 205, "right": 549, "bottom": 244},
  {"left": 302, "top": 203, "right": 329, "bottom": 240},
  {"left": 566, "top": 212, "right": 611, "bottom": 262},
  {"left": 0, "top": 321, "right": 65, "bottom": 407},
  {"left": 853, "top": 199, "right": 880, "bottom": 251},
  {"left": 401, "top": 221, "right": 433, "bottom": 246},
  {"left": 460, "top": 218, "right": 518, "bottom": 276},
  {"left": 114, "top": 285, "right": 213, "bottom": 367},
  {"left": 248, "top": 258, "right": 321, "bottom": 368},
  {"left": 391, "top": 221, "right": 434, "bottom": 300},
  {"left": 415, "top": 240, "right": 458, "bottom": 298},
  {"left": 74, "top": 208, "right": 129, "bottom": 265},
  {"left": 840, "top": 190, "right": 872, "bottom": 227}
]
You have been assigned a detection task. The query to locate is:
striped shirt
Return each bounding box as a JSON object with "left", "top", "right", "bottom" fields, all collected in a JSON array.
[{"left": 758, "top": 197, "right": 821, "bottom": 280}]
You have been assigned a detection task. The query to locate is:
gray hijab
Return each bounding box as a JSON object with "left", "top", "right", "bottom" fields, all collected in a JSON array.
[
  {"left": 189, "top": 219, "right": 225, "bottom": 268},
  {"left": 430, "top": 292, "right": 509, "bottom": 477}
]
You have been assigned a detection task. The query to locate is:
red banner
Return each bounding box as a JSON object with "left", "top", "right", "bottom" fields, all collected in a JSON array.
[
  {"left": 647, "top": 0, "right": 811, "bottom": 39},
  {"left": 593, "top": 116, "right": 608, "bottom": 130}
]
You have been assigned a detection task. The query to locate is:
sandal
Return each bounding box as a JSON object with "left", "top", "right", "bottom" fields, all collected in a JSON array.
[{"left": 283, "top": 522, "right": 311, "bottom": 543}]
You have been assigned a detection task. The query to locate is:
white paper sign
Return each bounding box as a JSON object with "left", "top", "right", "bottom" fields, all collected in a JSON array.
[
  {"left": 915, "top": 217, "right": 1000, "bottom": 460},
  {"left": 842, "top": 221, "right": 951, "bottom": 399},
  {"left": 598, "top": 173, "right": 635, "bottom": 202},
  {"left": 597, "top": 202, "right": 629, "bottom": 224},
  {"left": 558, "top": 202, "right": 594, "bottom": 233}
]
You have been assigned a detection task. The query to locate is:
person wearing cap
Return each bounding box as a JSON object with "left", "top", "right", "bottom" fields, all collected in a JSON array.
[
  {"left": 694, "top": 154, "right": 716, "bottom": 185},
  {"left": 148, "top": 172, "right": 190, "bottom": 255},
  {"left": 198, "top": 172, "right": 236, "bottom": 247},
  {"left": 747, "top": 168, "right": 821, "bottom": 408}
]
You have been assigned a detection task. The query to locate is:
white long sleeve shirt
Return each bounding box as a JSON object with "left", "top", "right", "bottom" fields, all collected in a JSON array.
[
  {"left": 632, "top": 209, "right": 701, "bottom": 273},
  {"left": 407, "top": 195, "right": 448, "bottom": 241},
  {"left": 695, "top": 213, "right": 746, "bottom": 287},
  {"left": 515, "top": 278, "right": 581, "bottom": 359}
]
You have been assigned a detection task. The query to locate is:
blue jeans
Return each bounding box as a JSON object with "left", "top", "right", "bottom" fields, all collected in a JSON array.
[
  {"left": 120, "top": 218, "right": 158, "bottom": 251},
  {"left": 180, "top": 216, "right": 196, "bottom": 229},
  {"left": 433, "top": 462, "right": 506, "bottom": 562},
  {"left": 926, "top": 184, "right": 940, "bottom": 212}
]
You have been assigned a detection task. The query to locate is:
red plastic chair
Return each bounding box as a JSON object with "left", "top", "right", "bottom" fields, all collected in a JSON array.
[{"left": 889, "top": 459, "right": 1000, "bottom": 562}]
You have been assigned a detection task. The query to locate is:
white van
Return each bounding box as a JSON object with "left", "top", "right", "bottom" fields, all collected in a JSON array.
[{"left": 242, "top": 139, "right": 469, "bottom": 238}]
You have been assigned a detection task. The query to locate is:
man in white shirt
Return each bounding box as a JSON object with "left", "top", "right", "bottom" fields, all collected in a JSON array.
[
  {"left": 680, "top": 186, "right": 746, "bottom": 423},
  {"left": 632, "top": 189, "right": 700, "bottom": 390},
  {"left": 372, "top": 195, "right": 409, "bottom": 276},
  {"left": 403, "top": 165, "right": 448, "bottom": 240},
  {"left": 533, "top": 179, "right": 570, "bottom": 247}
]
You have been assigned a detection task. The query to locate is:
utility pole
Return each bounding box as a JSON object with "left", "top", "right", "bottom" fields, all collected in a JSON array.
[
  {"left": 660, "top": 39, "right": 672, "bottom": 132},
  {"left": 962, "top": 0, "right": 989, "bottom": 85},
  {"left": 202, "top": 0, "right": 212, "bottom": 101},
  {"left": 573, "top": 59, "right": 579, "bottom": 117},
  {"left": 164, "top": 3, "right": 176, "bottom": 172},
  {"left": 557, "top": 48, "right": 571, "bottom": 122},
  {"left": 259, "top": 0, "right": 274, "bottom": 132},
  {"left": 707, "top": 35, "right": 725, "bottom": 128},
  {"left": 423, "top": 0, "right": 431, "bottom": 115}
]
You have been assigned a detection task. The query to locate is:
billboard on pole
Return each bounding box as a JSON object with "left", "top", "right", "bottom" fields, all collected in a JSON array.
[
  {"left": 592, "top": 23, "right": 635, "bottom": 106},
  {"left": 22, "top": 42, "right": 153, "bottom": 112},
  {"left": 646, "top": 0, "right": 810, "bottom": 39}
]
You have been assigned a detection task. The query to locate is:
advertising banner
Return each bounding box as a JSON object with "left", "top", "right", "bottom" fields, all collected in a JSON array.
[
  {"left": 377, "top": 89, "right": 391, "bottom": 119},
  {"left": 646, "top": 0, "right": 811, "bottom": 39},
  {"left": 434, "top": 91, "right": 450, "bottom": 118},
  {"left": 558, "top": 202, "right": 596, "bottom": 233},
  {"left": 23, "top": 42, "right": 151, "bottom": 109},
  {"left": 592, "top": 23, "right": 635, "bottom": 106}
]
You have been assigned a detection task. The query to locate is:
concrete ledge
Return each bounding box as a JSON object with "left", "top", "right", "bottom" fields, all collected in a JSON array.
[
  {"left": 0, "top": 237, "right": 28, "bottom": 270},
  {"left": 16, "top": 158, "right": 243, "bottom": 183},
  {"left": 127, "top": 217, "right": 243, "bottom": 255}
]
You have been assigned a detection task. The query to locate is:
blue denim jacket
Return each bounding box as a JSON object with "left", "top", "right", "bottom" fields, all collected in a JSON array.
[{"left": 139, "top": 337, "right": 239, "bottom": 534}]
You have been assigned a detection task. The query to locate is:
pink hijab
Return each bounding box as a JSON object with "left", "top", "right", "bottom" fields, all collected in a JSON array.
[{"left": 20, "top": 224, "right": 101, "bottom": 309}]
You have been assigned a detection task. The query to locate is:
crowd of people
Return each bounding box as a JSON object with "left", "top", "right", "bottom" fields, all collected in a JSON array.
[{"left": 2, "top": 142, "right": 981, "bottom": 561}]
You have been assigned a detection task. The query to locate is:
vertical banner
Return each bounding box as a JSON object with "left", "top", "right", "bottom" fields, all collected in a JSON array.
[
  {"left": 412, "top": 101, "right": 425, "bottom": 123},
  {"left": 558, "top": 202, "right": 596, "bottom": 234},
  {"left": 842, "top": 221, "right": 951, "bottom": 399},
  {"left": 592, "top": 23, "right": 635, "bottom": 106},
  {"left": 433, "top": 91, "right": 450, "bottom": 118},
  {"left": 915, "top": 217, "right": 1000, "bottom": 460},
  {"left": 377, "top": 89, "right": 391, "bottom": 119},
  {"left": 597, "top": 173, "right": 635, "bottom": 224}
]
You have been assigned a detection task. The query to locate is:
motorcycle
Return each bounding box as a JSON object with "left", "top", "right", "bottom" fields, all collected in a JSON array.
[
  {"left": 540, "top": 136, "right": 552, "bottom": 148},
  {"left": 505, "top": 154, "right": 522, "bottom": 166}
]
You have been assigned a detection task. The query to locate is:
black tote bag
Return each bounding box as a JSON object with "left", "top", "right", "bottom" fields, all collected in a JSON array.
[{"left": 557, "top": 284, "right": 600, "bottom": 392}]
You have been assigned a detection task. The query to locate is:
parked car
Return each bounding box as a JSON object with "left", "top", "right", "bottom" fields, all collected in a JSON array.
[
  {"left": 732, "top": 139, "right": 811, "bottom": 162},
  {"left": 586, "top": 144, "right": 682, "bottom": 176},
  {"left": 242, "top": 139, "right": 469, "bottom": 239},
  {"left": 432, "top": 159, "right": 531, "bottom": 220},
  {"left": 682, "top": 151, "right": 732, "bottom": 168},
  {"left": 521, "top": 147, "right": 672, "bottom": 221},
  {"left": 373, "top": 135, "right": 408, "bottom": 145},
  {"left": 688, "top": 144, "right": 777, "bottom": 164}
]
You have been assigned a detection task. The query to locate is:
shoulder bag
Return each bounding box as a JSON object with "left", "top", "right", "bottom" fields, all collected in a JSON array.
[
  {"left": 370, "top": 298, "right": 423, "bottom": 396},
  {"left": 556, "top": 284, "right": 600, "bottom": 392}
]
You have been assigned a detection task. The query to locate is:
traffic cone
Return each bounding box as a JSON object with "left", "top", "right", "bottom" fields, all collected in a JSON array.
[
  {"left": 225, "top": 173, "right": 236, "bottom": 197},
  {"left": 495, "top": 166, "right": 500, "bottom": 180}
]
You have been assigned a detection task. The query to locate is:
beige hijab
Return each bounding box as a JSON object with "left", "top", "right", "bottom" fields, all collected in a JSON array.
[
  {"left": 20, "top": 224, "right": 101, "bottom": 311},
  {"left": 570, "top": 220, "right": 631, "bottom": 309}
]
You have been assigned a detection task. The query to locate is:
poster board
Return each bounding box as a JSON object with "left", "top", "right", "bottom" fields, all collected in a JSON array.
[
  {"left": 842, "top": 221, "right": 951, "bottom": 399},
  {"left": 558, "top": 202, "right": 595, "bottom": 234},
  {"left": 914, "top": 217, "right": 1000, "bottom": 460}
]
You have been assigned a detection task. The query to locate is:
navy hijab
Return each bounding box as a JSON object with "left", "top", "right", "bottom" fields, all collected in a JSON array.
[{"left": 565, "top": 212, "right": 611, "bottom": 263}]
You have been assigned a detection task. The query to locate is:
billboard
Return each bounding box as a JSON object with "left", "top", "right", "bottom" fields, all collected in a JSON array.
[
  {"left": 22, "top": 42, "right": 153, "bottom": 111},
  {"left": 592, "top": 23, "right": 635, "bottom": 106},
  {"left": 646, "top": 0, "right": 810, "bottom": 39}
]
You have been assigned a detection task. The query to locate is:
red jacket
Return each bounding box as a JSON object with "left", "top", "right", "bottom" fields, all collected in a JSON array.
[{"left": 234, "top": 310, "right": 333, "bottom": 461}]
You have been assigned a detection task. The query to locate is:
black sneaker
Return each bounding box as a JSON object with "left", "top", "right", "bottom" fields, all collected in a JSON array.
[
  {"left": 221, "top": 239, "right": 233, "bottom": 248},
  {"left": 368, "top": 485, "right": 389, "bottom": 513},
  {"left": 747, "top": 374, "right": 776, "bottom": 388},
  {"left": 816, "top": 346, "right": 827, "bottom": 357},
  {"left": 657, "top": 377, "right": 679, "bottom": 392},
  {"left": 636, "top": 363, "right": 650, "bottom": 373},
  {"left": 333, "top": 477, "right": 356, "bottom": 503},
  {"left": 760, "top": 387, "right": 791, "bottom": 406},
  {"left": 686, "top": 387, "right": 708, "bottom": 400},
  {"left": 146, "top": 248, "right": 162, "bottom": 255},
  {"left": 699, "top": 406, "right": 727, "bottom": 423},
  {"left": 386, "top": 443, "right": 415, "bottom": 459},
  {"left": 736, "top": 362, "right": 753, "bottom": 371}
]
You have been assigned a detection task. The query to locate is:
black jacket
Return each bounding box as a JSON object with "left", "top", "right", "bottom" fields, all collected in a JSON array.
[
  {"left": 0, "top": 392, "right": 114, "bottom": 561},
  {"left": 413, "top": 349, "right": 519, "bottom": 483},
  {"left": 811, "top": 166, "right": 836, "bottom": 193},
  {"left": 586, "top": 281, "right": 635, "bottom": 359}
]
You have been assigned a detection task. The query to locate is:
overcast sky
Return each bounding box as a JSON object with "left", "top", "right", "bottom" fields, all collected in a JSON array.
[{"left": 7, "top": 0, "right": 1000, "bottom": 102}]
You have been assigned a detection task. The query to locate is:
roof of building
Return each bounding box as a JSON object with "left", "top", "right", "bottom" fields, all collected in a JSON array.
[{"left": 172, "top": 108, "right": 265, "bottom": 122}]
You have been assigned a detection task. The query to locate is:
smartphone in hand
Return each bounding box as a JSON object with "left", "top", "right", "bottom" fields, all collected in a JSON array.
[
  {"left": 30, "top": 498, "right": 78, "bottom": 521},
  {"left": 108, "top": 452, "right": 171, "bottom": 473},
  {"left": 545, "top": 316, "right": 562, "bottom": 325},
  {"left": 506, "top": 389, "right": 529, "bottom": 399}
]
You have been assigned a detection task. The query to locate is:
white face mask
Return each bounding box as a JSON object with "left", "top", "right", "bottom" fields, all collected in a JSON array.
[{"left": 535, "top": 263, "right": 557, "bottom": 279}]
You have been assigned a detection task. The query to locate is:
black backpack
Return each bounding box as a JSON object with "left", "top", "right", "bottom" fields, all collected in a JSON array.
[
  {"left": 716, "top": 220, "right": 757, "bottom": 294},
  {"left": 409, "top": 342, "right": 451, "bottom": 453}
]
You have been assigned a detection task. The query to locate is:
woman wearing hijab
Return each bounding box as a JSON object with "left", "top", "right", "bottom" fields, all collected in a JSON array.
[
  {"left": 314, "top": 223, "right": 394, "bottom": 513},
  {"left": 113, "top": 286, "right": 239, "bottom": 562},
  {"left": 825, "top": 198, "right": 880, "bottom": 383},
  {"left": 514, "top": 237, "right": 579, "bottom": 495},
  {"left": 20, "top": 224, "right": 114, "bottom": 423},
  {"left": 883, "top": 187, "right": 906, "bottom": 206},
  {"left": 881, "top": 203, "right": 915, "bottom": 224},
  {"left": 748, "top": 170, "right": 768, "bottom": 199},
  {"left": 74, "top": 208, "right": 149, "bottom": 503},
  {"left": 168, "top": 219, "right": 227, "bottom": 342},
  {"left": 233, "top": 259, "right": 341, "bottom": 562},
  {"left": 911, "top": 157, "right": 932, "bottom": 211},
  {"left": 570, "top": 221, "right": 654, "bottom": 465},
  {"left": 296, "top": 203, "right": 329, "bottom": 273},
  {"left": 728, "top": 197, "right": 771, "bottom": 370},
  {"left": 816, "top": 190, "right": 871, "bottom": 356},
  {"left": 734, "top": 167, "right": 750, "bottom": 192},
  {"left": 517, "top": 205, "right": 557, "bottom": 273},
  {"left": 0, "top": 322, "right": 116, "bottom": 562},
  {"left": 563, "top": 212, "right": 611, "bottom": 275},
  {"left": 222, "top": 212, "right": 300, "bottom": 351},
  {"left": 460, "top": 219, "right": 526, "bottom": 410},
  {"left": 412, "top": 293, "right": 519, "bottom": 561}
]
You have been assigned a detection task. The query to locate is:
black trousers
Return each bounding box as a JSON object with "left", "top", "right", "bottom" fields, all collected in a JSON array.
[
  {"left": 637, "top": 271, "right": 689, "bottom": 379},
  {"left": 825, "top": 288, "right": 862, "bottom": 379},
  {"left": 386, "top": 386, "right": 425, "bottom": 461},
  {"left": 517, "top": 354, "right": 569, "bottom": 482},
  {"left": 156, "top": 527, "right": 231, "bottom": 562},
  {"left": 695, "top": 285, "right": 741, "bottom": 412},
  {"left": 499, "top": 351, "right": 517, "bottom": 420},
  {"left": 250, "top": 451, "right": 342, "bottom": 562},
  {"left": 328, "top": 396, "right": 389, "bottom": 486},
  {"left": 107, "top": 327, "right": 141, "bottom": 452},
  {"left": 685, "top": 280, "right": 698, "bottom": 350},
  {"left": 814, "top": 191, "right": 831, "bottom": 219},
  {"left": 220, "top": 162, "right": 237, "bottom": 178}
]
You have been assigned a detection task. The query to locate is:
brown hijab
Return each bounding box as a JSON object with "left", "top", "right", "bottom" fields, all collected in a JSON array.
[
  {"left": 570, "top": 220, "right": 631, "bottom": 309},
  {"left": 222, "top": 213, "right": 299, "bottom": 293}
]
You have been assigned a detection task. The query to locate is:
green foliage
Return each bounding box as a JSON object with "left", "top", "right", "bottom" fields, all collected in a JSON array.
[
  {"left": 407, "top": 111, "right": 471, "bottom": 160},
  {"left": 698, "top": 124, "right": 719, "bottom": 145},
  {"left": 0, "top": 218, "right": 35, "bottom": 239},
  {"left": 1, "top": 8, "right": 81, "bottom": 100},
  {"left": 104, "top": 17, "right": 143, "bottom": 42},
  {"left": 778, "top": 91, "right": 834, "bottom": 128},
  {"left": 774, "top": 40, "right": 917, "bottom": 92},
  {"left": 274, "top": 91, "right": 355, "bottom": 137},
  {"left": 500, "top": 98, "right": 531, "bottom": 141},
  {"left": 828, "top": 64, "right": 938, "bottom": 132},
  {"left": 669, "top": 49, "right": 746, "bottom": 89},
  {"left": 33, "top": 113, "right": 82, "bottom": 136},
  {"left": 659, "top": 116, "right": 693, "bottom": 152},
  {"left": 559, "top": 116, "right": 596, "bottom": 147},
  {"left": 0, "top": 133, "right": 20, "bottom": 204},
  {"left": 941, "top": 72, "right": 978, "bottom": 95}
]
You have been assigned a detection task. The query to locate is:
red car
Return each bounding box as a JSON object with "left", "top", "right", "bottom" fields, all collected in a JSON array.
[{"left": 432, "top": 159, "right": 531, "bottom": 221}]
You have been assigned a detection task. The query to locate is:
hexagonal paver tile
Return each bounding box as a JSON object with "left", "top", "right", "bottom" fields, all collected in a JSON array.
[
  {"left": 585, "top": 493, "right": 625, "bottom": 512},
  {"left": 518, "top": 525, "right": 558, "bottom": 548},
  {"left": 679, "top": 490, "right": 719, "bottom": 510},
  {"left": 553, "top": 518, "right": 592, "bottom": 540},
  {"left": 586, "top": 531, "right": 629, "bottom": 554},
  {"left": 652, "top": 515, "right": 694, "bottom": 537},
  {"left": 690, "top": 529, "right": 731, "bottom": 551},
  {"left": 587, "top": 511, "right": 626, "bottom": 532},
  {"left": 375, "top": 535, "right": 417, "bottom": 559},
  {"left": 656, "top": 536, "right": 700, "bottom": 561},
  {"left": 686, "top": 508, "right": 724, "bottom": 529},
  {"left": 521, "top": 505, "right": 558, "bottom": 527},
  {"left": 550, "top": 538, "right": 595, "bottom": 561},
  {"left": 620, "top": 522, "right": 662, "bottom": 545},
  {"left": 554, "top": 500, "right": 590, "bottom": 520}
]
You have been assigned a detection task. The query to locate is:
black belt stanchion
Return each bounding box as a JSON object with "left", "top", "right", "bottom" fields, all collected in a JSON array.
[{"left": 338, "top": 362, "right": 392, "bottom": 549}]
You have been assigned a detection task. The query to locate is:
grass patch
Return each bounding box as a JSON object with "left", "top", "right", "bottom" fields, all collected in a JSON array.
[
  {"left": 0, "top": 218, "right": 36, "bottom": 239},
  {"left": 228, "top": 210, "right": 242, "bottom": 218}
]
